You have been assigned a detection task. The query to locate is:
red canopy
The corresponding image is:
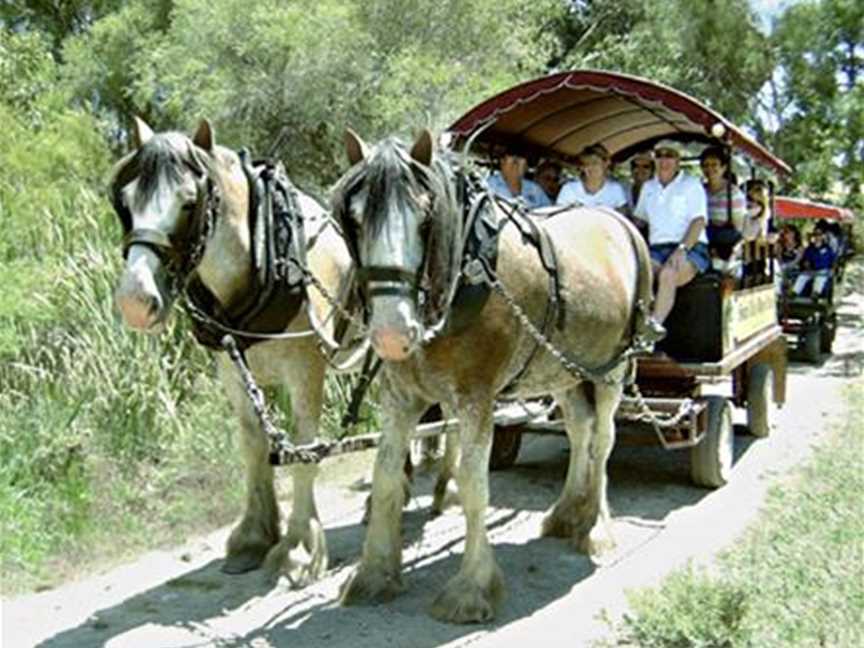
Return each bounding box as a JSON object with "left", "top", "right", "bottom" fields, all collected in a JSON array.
[
  {"left": 775, "top": 196, "right": 855, "bottom": 223},
  {"left": 448, "top": 69, "right": 791, "bottom": 176}
]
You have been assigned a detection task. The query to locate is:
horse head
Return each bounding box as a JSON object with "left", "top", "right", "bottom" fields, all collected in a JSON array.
[
  {"left": 110, "top": 117, "right": 243, "bottom": 332},
  {"left": 333, "top": 129, "right": 462, "bottom": 361}
]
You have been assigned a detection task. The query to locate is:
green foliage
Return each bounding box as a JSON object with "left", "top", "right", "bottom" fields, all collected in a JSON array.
[
  {"left": 548, "top": 0, "right": 773, "bottom": 124},
  {"left": 764, "top": 0, "right": 864, "bottom": 211},
  {"left": 60, "top": 0, "right": 557, "bottom": 189},
  {"left": 622, "top": 567, "right": 750, "bottom": 647}
]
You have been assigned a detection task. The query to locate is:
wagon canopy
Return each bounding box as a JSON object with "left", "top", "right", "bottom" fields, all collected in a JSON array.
[
  {"left": 448, "top": 69, "right": 791, "bottom": 176},
  {"left": 774, "top": 196, "right": 855, "bottom": 223}
]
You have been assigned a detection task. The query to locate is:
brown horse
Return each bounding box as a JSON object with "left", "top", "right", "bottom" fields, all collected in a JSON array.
[
  {"left": 331, "top": 130, "right": 654, "bottom": 623},
  {"left": 111, "top": 117, "right": 358, "bottom": 585}
]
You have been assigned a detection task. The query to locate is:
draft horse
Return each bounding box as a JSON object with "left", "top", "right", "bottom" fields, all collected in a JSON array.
[
  {"left": 111, "top": 117, "right": 356, "bottom": 585},
  {"left": 331, "top": 129, "right": 655, "bottom": 623}
]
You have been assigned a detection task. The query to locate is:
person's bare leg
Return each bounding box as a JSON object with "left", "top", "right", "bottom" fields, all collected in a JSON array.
[{"left": 653, "top": 262, "right": 697, "bottom": 324}]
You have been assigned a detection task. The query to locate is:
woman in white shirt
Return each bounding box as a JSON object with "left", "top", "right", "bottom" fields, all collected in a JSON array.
[{"left": 556, "top": 143, "right": 628, "bottom": 211}]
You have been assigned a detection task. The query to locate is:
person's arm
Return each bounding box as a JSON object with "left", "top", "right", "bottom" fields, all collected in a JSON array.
[
  {"left": 679, "top": 217, "right": 706, "bottom": 251},
  {"left": 680, "top": 178, "right": 707, "bottom": 249},
  {"left": 555, "top": 181, "right": 574, "bottom": 206},
  {"left": 632, "top": 184, "right": 649, "bottom": 223}
]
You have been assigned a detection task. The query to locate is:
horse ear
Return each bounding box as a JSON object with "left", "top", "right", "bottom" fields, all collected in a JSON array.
[
  {"left": 410, "top": 129, "right": 434, "bottom": 167},
  {"left": 345, "top": 128, "right": 369, "bottom": 166},
  {"left": 132, "top": 116, "right": 154, "bottom": 148},
  {"left": 193, "top": 119, "right": 215, "bottom": 152}
]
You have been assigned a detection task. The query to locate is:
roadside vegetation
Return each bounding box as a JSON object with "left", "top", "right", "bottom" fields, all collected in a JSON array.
[
  {"left": 606, "top": 377, "right": 864, "bottom": 647},
  {"left": 2, "top": 0, "right": 862, "bottom": 596}
]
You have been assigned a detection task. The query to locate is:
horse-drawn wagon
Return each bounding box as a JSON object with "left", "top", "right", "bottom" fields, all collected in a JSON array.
[
  {"left": 774, "top": 196, "right": 856, "bottom": 361},
  {"left": 447, "top": 70, "right": 792, "bottom": 487}
]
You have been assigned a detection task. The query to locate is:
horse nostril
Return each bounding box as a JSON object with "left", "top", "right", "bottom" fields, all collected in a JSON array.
[{"left": 145, "top": 293, "right": 162, "bottom": 316}]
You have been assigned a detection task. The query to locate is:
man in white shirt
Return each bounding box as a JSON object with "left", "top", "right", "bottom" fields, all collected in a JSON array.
[
  {"left": 634, "top": 139, "right": 710, "bottom": 326},
  {"left": 556, "top": 143, "right": 628, "bottom": 211}
]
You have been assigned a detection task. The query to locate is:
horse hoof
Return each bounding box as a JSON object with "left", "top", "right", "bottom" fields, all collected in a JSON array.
[
  {"left": 221, "top": 549, "right": 267, "bottom": 574},
  {"left": 540, "top": 507, "right": 576, "bottom": 539},
  {"left": 429, "top": 570, "right": 505, "bottom": 624},
  {"left": 265, "top": 519, "right": 328, "bottom": 587},
  {"left": 575, "top": 528, "right": 616, "bottom": 557},
  {"left": 339, "top": 564, "right": 405, "bottom": 605}
]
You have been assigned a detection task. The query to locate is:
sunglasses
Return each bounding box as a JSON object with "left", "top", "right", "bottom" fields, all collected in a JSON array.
[{"left": 632, "top": 163, "right": 653, "bottom": 170}]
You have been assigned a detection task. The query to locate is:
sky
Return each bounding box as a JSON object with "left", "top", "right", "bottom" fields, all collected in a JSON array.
[{"left": 750, "top": 0, "right": 799, "bottom": 32}]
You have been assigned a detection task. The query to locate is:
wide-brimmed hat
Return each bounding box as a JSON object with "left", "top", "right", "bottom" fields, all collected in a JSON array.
[{"left": 652, "top": 139, "right": 685, "bottom": 157}]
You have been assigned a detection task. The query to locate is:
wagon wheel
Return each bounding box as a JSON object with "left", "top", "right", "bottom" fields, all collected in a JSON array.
[
  {"left": 746, "top": 363, "right": 774, "bottom": 438},
  {"left": 690, "top": 396, "right": 734, "bottom": 488},
  {"left": 489, "top": 425, "right": 523, "bottom": 471},
  {"left": 820, "top": 314, "right": 836, "bottom": 353},
  {"left": 802, "top": 327, "right": 822, "bottom": 363}
]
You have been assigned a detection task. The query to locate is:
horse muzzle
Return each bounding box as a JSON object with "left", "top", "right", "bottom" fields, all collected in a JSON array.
[
  {"left": 367, "top": 294, "right": 424, "bottom": 361},
  {"left": 115, "top": 249, "right": 173, "bottom": 332}
]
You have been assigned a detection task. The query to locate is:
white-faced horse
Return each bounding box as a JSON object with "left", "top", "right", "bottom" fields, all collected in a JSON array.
[
  {"left": 331, "top": 130, "right": 655, "bottom": 622},
  {"left": 111, "top": 117, "right": 358, "bottom": 585}
]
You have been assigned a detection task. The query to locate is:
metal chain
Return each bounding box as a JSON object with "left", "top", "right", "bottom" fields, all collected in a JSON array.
[
  {"left": 483, "top": 266, "right": 697, "bottom": 442},
  {"left": 293, "top": 260, "right": 370, "bottom": 340},
  {"left": 484, "top": 273, "right": 628, "bottom": 385},
  {"left": 221, "top": 335, "right": 327, "bottom": 464}
]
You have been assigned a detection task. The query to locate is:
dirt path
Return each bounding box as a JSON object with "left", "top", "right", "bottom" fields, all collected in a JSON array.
[{"left": 5, "top": 286, "right": 862, "bottom": 648}]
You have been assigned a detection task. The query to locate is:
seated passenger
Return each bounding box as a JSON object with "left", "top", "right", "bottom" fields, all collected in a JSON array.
[
  {"left": 556, "top": 143, "right": 628, "bottom": 211},
  {"left": 486, "top": 145, "right": 551, "bottom": 209},
  {"left": 792, "top": 229, "right": 836, "bottom": 297},
  {"left": 743, "top": 179, "right": 773, "bottom": 241},
  {"left": 815, "top": 219, "right": 841, "bottom": 255},
  {"left": 700, "top": 146, "right": 746, "bottom": 263},
  {"left": 633, "top": 139, "right": 710, "bottom": 330},
  {"left": 627, "top": 150, "right": 655, "bottom": 212},
  {"left": 534, "top": 159, "right": 562, "bottom": 204},
  {"left": 778, "top": 224, "right": 803, "bottom": 271}
]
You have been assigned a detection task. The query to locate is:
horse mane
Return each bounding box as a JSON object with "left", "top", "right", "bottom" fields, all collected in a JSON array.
[
  {"left": 109, "top": 132, "right": 217, "bottom": 213},
  {"left": 332, "top": 137, "right": 464, "bottom": 327}
]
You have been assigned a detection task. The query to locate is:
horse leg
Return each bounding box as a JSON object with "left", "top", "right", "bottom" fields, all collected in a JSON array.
[
  {"left": 541, "top": 382, "right": 620, "bottom": 556},
  {"left": 431, "top": 427, "right": 460, "bottom": 517},
  {"left": 430, "top": 397, "right": 504, "bottom": 624},
  {"left": 340, "top": 377, "right": 427, "bottom": 605},
  {"left": 263, "top": 354, "right": 328, "bottom": 587},
  {"left": 577, "top": 381, "right": 622, "bottom": 555},
  {"left": 218, "top": 355, "right": 280, "bottom": 574}
]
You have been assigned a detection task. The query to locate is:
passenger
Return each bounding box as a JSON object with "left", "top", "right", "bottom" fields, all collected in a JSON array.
[
  {"left": 633, "top": 139, "right": 710, "bottom": 329},
  {"left": 700, "top": 146, "right": 746, "bottom": 262},
  {"left": 556, "top": 143, "right": 628, "bottom": 211},
  {"left": 778, "top": 224, "right": 803, "bottom": 270},
  {"left": 815, "top": 219, "right": 840, "bottom": 255},
  {"left": 792, "top": 228, "right": 836, "bottom": 297},
  {"left": 743, "top": 179, "right": 772, "bottom": 241},
  {"left": 627, "top": 150, "right": 655, "bottom": 211},
  {"left": 486, "top": 145, "right": 551, "bottom": 209},
  {"left": 534, "top": 159, "right": 562, "bottom": 203}
]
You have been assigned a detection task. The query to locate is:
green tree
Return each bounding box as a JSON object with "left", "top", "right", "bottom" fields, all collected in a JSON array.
[
  {"left": 73, "top": 0, "right": 559, "bottom": 188},
  {"left": 0, "top": 0, "right": 129, "bottom": 61},
  {"left": 548, "top": 0, "right": 773, "bottom": 124},
  {"left": 765, "top": 0, "right": 863, "bottom": 209}
]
